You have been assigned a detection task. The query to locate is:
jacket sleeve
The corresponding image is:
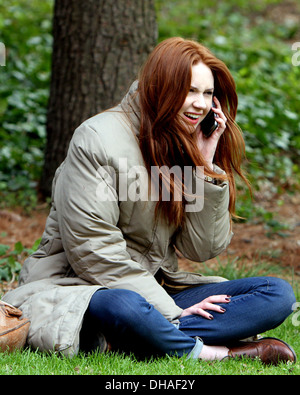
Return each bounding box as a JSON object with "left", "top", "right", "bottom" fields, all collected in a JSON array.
[
  {"left": 175, "top": 166, "right": 233, "bottom": 262},
  {"left": 54, "top": 123, "right": 183, "bottom": 322}
]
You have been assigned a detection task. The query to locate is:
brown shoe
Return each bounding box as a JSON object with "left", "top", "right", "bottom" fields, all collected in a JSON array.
[
  {"left": 228, "top": 337, "right": 297, "bottom": 365},
  {"left": 0, "top": 301, "right": 30, "bottom": 352}
]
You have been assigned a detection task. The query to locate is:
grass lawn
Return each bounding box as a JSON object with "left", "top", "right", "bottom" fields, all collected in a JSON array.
[{"left": 0, "top": 302, "right": 299, "bottom": 376}]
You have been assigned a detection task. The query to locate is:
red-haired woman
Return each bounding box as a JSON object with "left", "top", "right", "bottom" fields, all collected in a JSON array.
[{"left": 2, "top": 38, "right": 296, "bottom": 364}]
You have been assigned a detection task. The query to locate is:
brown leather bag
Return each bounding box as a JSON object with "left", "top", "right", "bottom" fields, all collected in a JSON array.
[{"left": 0, "top": 301, "right": 30, "bottom": 352}]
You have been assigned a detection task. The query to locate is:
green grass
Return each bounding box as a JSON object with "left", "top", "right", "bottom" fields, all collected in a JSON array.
[
  {"left": 2, "top": 256, "right": 298, "bottom": 375},
  {"left": 0, "top": 295, "right": 299, "bottom": 376},
  {"left": 1, "top": 253, "right": 298, "bottom": 376}
]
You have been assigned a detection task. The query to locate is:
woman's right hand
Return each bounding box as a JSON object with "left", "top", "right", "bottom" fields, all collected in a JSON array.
[
  {"left": 196, "top": 97, "right": 227, "bottom": 170},
  {"left": 179, "top": 294, "right": 231, "bottom": 320}
]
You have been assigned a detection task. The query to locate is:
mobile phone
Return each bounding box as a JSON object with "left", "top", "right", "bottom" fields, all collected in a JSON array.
[{"left": 200, "top": 101, "right": 218, "bottom": 138}]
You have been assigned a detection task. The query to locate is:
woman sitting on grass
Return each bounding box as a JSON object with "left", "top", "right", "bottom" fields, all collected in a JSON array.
[{"left": 2, "top": 37, "right": 296, "bottom": 364}]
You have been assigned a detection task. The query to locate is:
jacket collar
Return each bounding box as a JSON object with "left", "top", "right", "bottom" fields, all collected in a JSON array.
[{"left": 120, "top": 80, "right": 141, "bottom": 137}]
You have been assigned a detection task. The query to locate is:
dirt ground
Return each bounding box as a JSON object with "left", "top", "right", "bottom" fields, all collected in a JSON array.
[{"left": 1, "top": 190, "right": 300, "bottom": 293}]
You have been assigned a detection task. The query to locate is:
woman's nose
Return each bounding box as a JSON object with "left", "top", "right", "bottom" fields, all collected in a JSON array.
[{"left": 193, "top": 94, "right": 206, "bottom": 109}]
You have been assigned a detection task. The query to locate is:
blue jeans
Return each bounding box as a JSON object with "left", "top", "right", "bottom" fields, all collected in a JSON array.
[{"left": 80, "top": 276, "right": 296, "bottom": 359}]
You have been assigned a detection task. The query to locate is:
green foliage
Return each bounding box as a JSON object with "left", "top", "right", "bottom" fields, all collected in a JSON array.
[
  {"left": 0, "top": 0, "right": 53, "bottom": 208},
  {"left": 0, "top": 239, "right": 41, "bottom": 282}
]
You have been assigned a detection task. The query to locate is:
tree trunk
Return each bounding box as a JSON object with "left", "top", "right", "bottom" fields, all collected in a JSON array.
[{"left": 40, "top": 0, "right": 157, "bottom": 197}]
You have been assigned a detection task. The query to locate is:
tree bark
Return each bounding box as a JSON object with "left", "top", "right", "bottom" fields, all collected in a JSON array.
[{"left": 40, "top": 0, "right": 157, "bottom": 197}]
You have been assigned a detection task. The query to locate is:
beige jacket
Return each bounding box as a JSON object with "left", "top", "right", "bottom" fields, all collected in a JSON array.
[{"left": 2, "top": 81, "right": 232, "bottom": 356}]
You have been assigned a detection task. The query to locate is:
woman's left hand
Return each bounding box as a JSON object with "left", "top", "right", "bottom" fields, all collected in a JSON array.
[
  {"left": 196, "top": 97, "right": 227, "bottom": 170},
  {"left": 179, "top": 294, "right": 231, "bottom": 320}
]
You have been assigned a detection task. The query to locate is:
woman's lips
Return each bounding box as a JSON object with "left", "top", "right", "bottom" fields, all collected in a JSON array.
[{"left": 183, "top": 112, "right": 203, "bottom": 125}]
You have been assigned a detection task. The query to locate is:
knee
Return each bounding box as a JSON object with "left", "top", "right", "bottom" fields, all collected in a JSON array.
[
  {"left": 89, "top": 289, "right": 150, "bottom": 323},
  {"left": 266, "top": 277, "right": 296, "bottom": 317}
]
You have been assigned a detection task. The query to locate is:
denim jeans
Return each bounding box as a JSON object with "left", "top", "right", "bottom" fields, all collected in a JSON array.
[{"left": 80, "top": 276, "right": 296, "bottom": 359}]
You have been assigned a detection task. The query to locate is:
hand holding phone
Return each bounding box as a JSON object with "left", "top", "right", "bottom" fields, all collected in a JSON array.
[
  {"left": 197, "top": 97, "right": 227, "bottom": 169},
  {"left": 200, "top": 100, "right": 218, "bottom": 138}
]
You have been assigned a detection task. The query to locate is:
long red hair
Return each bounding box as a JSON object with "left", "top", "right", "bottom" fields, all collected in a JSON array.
[{"left": 138, "top": 37, "right": 250, "bottom": 227}]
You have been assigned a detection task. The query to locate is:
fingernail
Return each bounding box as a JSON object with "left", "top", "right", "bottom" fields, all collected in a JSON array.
[
  {"left": 220, "top": 308, "right": 226, "bottom": 312},
  {"left": 209, "top": 314, "right": 214, "bottom": 320}
]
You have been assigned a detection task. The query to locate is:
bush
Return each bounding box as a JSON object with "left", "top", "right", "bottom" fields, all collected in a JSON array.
[
  {"left": 0, "top": 0, "right": 53, "bottom": 208},
  {"left": 0, "top": 239, "right": 41, "bottom": 283}
]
